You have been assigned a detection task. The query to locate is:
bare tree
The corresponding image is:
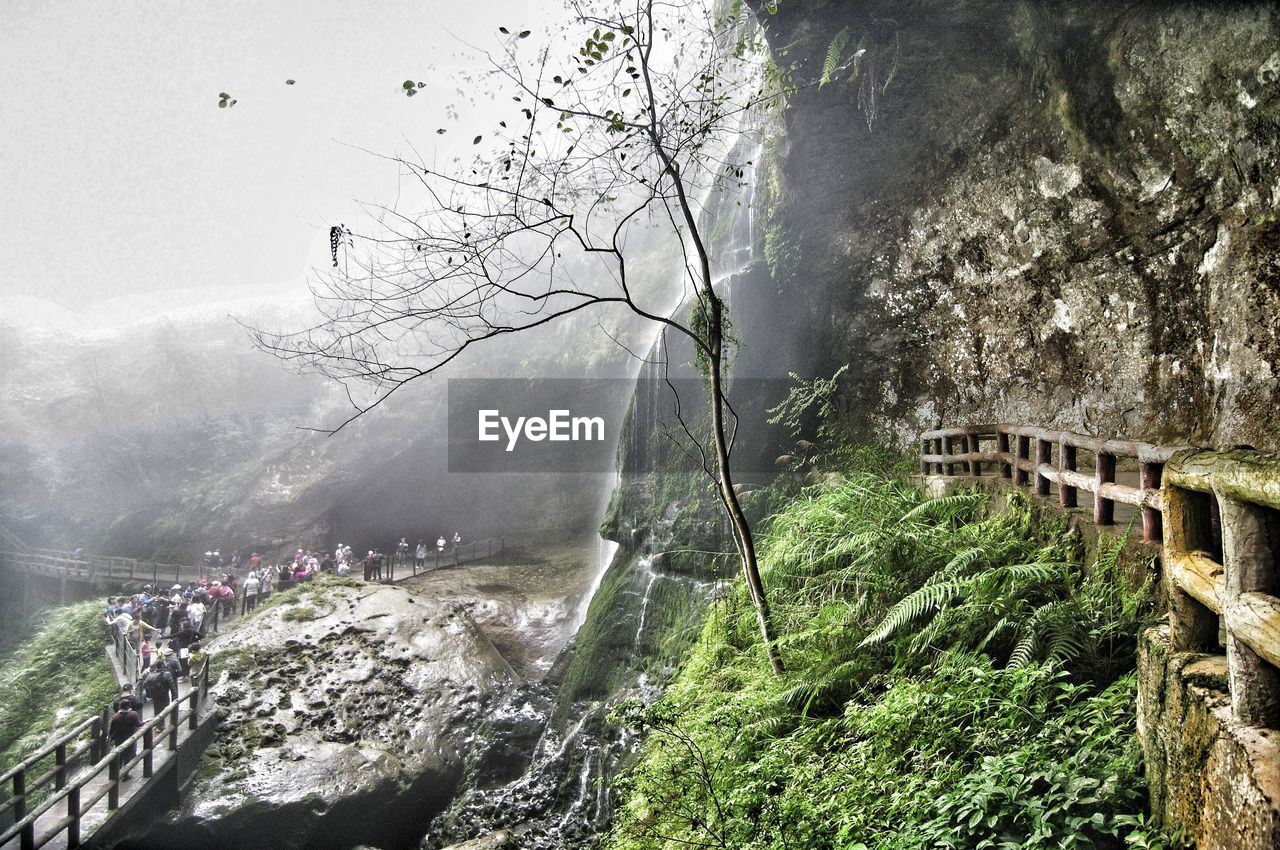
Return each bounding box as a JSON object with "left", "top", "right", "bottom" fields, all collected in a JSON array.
[{"left": 251, "top": 0, "right": 785, "bottom": 674}]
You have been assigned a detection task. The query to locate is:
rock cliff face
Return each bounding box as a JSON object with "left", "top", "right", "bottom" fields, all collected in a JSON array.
[
  {"left": 134, "top": 579, "right": 514, "bottom": 850},
  {"left": 749, "top": 0, "right": 1280, "bottom": 450}
]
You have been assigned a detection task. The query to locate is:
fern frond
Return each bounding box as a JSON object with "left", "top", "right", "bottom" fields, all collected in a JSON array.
[
  {"left": 820, "top": 27, "right": 851, "bottom": 87},
  {"left": 1007, "top": 630, "right": 1039, "bottom": 668},
  {"left": 898, "top": 492, "right": 987, "bottom": 527},
  {"left": 860, "top": 579, "right": 968, "bottom": 647}
]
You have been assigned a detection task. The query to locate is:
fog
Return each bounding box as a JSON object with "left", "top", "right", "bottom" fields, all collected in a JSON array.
[{"left": 0, "top": 0, "right": 798, "bottom": 569}]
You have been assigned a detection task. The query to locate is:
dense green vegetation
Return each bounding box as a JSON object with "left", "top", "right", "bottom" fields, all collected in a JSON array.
[
  {"left": 607, "top": 450, "right": 1176, "bottom": 849},
  {"left": 0, "top": 601, "right": 117, "bottom": 770}
]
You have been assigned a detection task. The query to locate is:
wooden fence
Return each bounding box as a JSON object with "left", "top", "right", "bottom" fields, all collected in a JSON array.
[
  {"left": 921, "top": 427, "right": 1280, "bottom": 730},
  {"left": 0, "top": 549, "right": 212, "bottom": 588},
  {"left": 384, "top": 538, "right": 505, "bottom": 582},
  {"left": 0, "top": 661, "right": 212, "bottom": 850},
  {"left": 919, "top": 424, "right": 1187, "bottom": 544},
  {"left": 1161, "top": 449, "right": 1280, "bottom": 728}
]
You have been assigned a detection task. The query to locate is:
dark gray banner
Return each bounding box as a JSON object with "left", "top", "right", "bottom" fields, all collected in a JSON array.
[{"left": 447, "top": 377, "right": 793, "bottom": 473}]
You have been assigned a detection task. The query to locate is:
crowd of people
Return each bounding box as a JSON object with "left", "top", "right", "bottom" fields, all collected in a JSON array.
[{"left": 102, "top": 534, "right": 469, "bottom": 763}]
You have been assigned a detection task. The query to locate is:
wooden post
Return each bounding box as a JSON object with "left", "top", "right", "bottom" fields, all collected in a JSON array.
[
  {"left": 1094, "top": 452, "right": 1116, "bottom": 525},
  {"left": 1218, "top": 496, "right": 1280, "bottom": 727},
  {"left": 1141, "top": 461, "right": 1163, "bottom": 544},
  {"left": 56, "top": 742, "right": 67, "bottom": 790},
  {"left": 91, "top": 716, "right": 103, "bottom": 763},
  {"left": 189, "top": 691, "right": 199, "bottom": 731},
  {"left": 108, "top": 755, "right": 120, "bottom": 810},
  {"left": 143, "top": 729, "right": 154, "bottom": 778},
  {"left": 1059, "top": 442, "right": 1078, "bottom": 508},
  {"left": 967, "top": 432, "right": 980, "bottom": 477},
  {"left": 1163, "top": 486, "right": 1220, "bottom": 652},
  {"left": 68, "top": 785, "right": 81, "bottom": 848},
  {"left": 1035, "top": 438, "right": 1051, "bottom": 497},
  {"left": 14, "top": 766, "right": 26, "bottom": 822},
  {"left": 943, "top": 436, "right": 955, "bottom": 476},
  {"left": 920, "top": 438, "right": 930, "bottom": 476},
  {"left": 1015, "top": 436, "right": 1031, "bottom": 486},
  {"left": 997, "top": 431, "right": 1012, "bottom": 478}
]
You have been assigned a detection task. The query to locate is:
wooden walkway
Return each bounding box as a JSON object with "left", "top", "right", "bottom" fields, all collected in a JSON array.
[
  {"left": 0, "top": 549, "right": 212, "bottom": 589},
  {"left": 0, "top": 663, "right": 212, "bottom": 850}
]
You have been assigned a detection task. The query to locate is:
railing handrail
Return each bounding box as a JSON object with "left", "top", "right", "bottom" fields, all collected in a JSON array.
[
  {"left": 919, "top": 423, "right": 1194, "bottom": 544},
  {"left": 0, "top": 717, "right": 98, "bottom": 786},
  {"left": 922, "top": 428, "right": 1280, "bottom": 730},
  {"left": 0, "top": 653, "right": 212, "bottom": 849},
  {"left": 1161, "top": 447, "right": 1280, "bottom": 728},
  {"left": 919, "top": 422, "right": 1186, "bottom": 463}
]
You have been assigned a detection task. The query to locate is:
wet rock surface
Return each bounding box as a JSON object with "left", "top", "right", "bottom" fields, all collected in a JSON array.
[
  {"left": 749, "top": 0, "right": 1280, "bottom": 451},
  {"left": 402, "top": 545, "right": 604, "bottom": 680},
  {"left": 132, "top": 579, "right": 515, "bottom": 850}
]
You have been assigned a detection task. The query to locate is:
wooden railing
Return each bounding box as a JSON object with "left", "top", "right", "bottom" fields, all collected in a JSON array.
[
  {"left": 1161, "top": 448, "right": 1280, "bottom": 728},
  {"left": 0, "top": 660, "right": 211, "bottom": 850},
  {"left": 921, "top": 428, "right": 1280, "bottom": 730},
  {"left": 384, "top": 538, "right": 505, "bottom": 582},
  {"left": 0, "top": 549, "right": 212, "bottom": 588},
  {"left": 919, "top": 424, "right": 1187, "bottom": 544},
  {"left": 107, "top": 626, "right": 143, "bottom": 687}
]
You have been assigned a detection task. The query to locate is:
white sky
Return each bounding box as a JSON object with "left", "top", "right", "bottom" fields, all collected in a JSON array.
[{"left": 0, "top": 0, "right": 540, "bottom": 316}]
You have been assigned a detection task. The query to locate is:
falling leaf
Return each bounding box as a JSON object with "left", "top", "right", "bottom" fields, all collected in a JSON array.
[
  {"left": 473, "top": 135, "right": 482, "bottom": 145},
  {"left": 518, "top": 30, "right": 530, "bottom": 38},
  {"left": 499, "top": 26, "right": 509, "bottom": 34},
  {"left": 286, "top": 79, "right": 296, "bottom": 85}
]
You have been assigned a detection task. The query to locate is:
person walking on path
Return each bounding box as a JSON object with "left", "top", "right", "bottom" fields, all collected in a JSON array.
[
  {"left": 171, "top": 624, "right": 199, "bottom": 678},
  {"left": 142, "top": 662, "right": 178, "bottom": 730},
  {"left": 162, "top": 648, "right": 183, "bottom": 683},
  {"left": 187, "top": 598, "right": 206, "bottom": 636},
  {"left": 140, "top": 636, "right": 154, "bottom": 672},
  {"left": 108, "top": 705, "right": 143, "bottom": 779},
  {"left": 414, "top": 540, "right": 427, "bottom": 573},
  {"left": 113, "top": 683, "right": 143, "bottom": 714},
  {"left": 242, "top": 570, "right": 260, "bottom": 614}
]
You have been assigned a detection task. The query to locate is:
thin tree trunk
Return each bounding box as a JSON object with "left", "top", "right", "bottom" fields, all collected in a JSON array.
[
  {"left": 706, "top": 297, "right": 785, "bottom": 675},
  {"left": 647, "top": 97, "right": 785, "bottom": 673}
]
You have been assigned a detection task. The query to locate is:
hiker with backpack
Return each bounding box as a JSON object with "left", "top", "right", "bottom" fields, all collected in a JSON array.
[
  {"left": 113, "top": 682, "right": 143, "bottom": 714},
  {"left": 143, "top": 661, "right": 179, "bottom": 730}
]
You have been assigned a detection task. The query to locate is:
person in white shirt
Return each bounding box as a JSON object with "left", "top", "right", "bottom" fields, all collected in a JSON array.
[{"left": 187, "top": 599, "right": 206, "bottom": 634}]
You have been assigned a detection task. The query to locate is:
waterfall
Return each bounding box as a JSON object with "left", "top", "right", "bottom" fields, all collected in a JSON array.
[
  {"left": 633, "top": 557, "right": 660, "bottom": 647},
  {"left": 572, "top": 530, "right": 619, "bottom": 632},
  {"left": 426, "top": 15, "right": 770, "bottom": 847}
]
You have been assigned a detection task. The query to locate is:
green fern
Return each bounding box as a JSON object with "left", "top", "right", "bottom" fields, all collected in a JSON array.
[{"left": 820, "top": 27, "right": 851, "bottom": 87}]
